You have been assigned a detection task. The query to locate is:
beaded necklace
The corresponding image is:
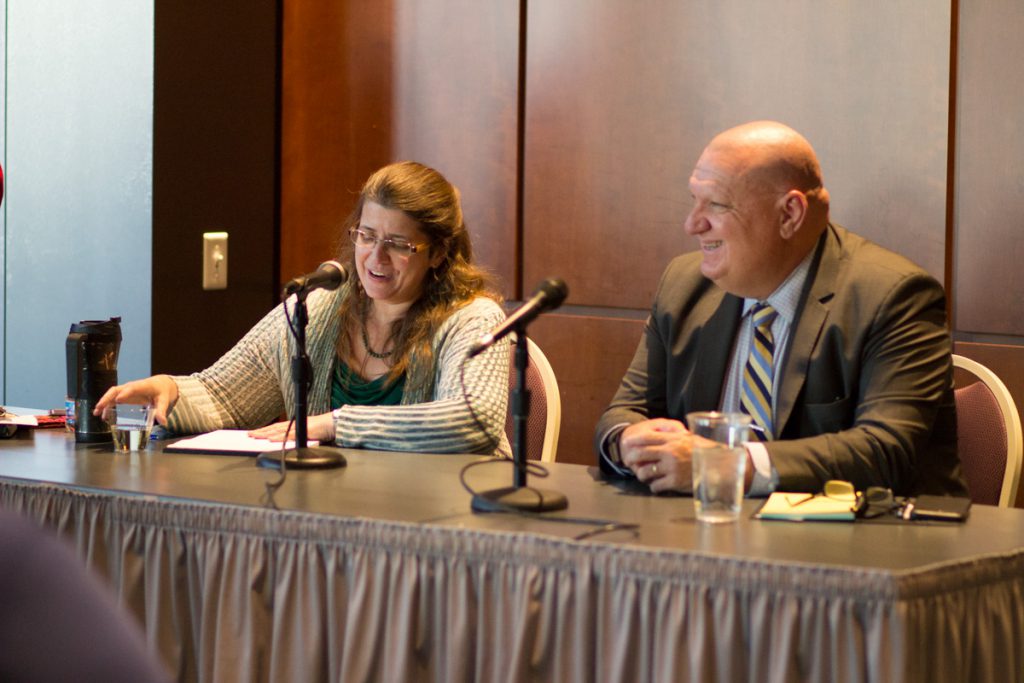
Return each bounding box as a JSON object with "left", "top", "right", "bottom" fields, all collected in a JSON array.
[{"left": 360, "top": 322, "right": 393, "bottom": 360}]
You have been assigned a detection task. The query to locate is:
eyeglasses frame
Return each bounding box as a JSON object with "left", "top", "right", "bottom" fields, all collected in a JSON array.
[{"left": 349, "top": 227, "right": 428, "bottom": 257}]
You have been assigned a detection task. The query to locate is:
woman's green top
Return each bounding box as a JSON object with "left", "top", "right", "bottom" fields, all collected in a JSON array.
[{"left": 331, "top": 360, "right": 405, "bottom": 409}]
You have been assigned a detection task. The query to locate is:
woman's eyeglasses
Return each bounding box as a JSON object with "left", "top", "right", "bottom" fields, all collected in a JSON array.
[{"left": 349, "top": 227, "right": 427, "bottom": 258}]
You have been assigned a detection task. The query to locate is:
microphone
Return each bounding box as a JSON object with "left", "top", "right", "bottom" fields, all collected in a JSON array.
[
  {"left": 282, "top": 260, "right": 349, "bottom": 297},
  {"left": 468, "top": 277, "right": 568, "bottom": 358}
]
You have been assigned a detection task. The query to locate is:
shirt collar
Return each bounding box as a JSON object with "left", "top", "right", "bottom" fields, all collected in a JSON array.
[{"left": 741, "top": 247, "right": 816, "bottom": 325}]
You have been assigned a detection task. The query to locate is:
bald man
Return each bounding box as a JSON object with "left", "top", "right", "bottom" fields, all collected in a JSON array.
[{"left": 596, "top": 121, "right": 967, "bottom": 497}]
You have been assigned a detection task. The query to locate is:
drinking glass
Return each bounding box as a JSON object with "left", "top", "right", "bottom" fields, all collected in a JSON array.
[
  {"left": 101, "top": 404, "right": 154, "bottom": 452},
  {"left": 686, "top": 411, "right": 751, "bottom": 523}
]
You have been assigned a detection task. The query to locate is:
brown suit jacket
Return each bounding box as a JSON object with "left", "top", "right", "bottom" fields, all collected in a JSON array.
[{"left": 596, "top": 224, "right": 967, "bottom": 496}]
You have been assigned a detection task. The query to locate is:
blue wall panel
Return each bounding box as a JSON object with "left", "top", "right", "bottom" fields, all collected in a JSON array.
[{"left": 3, "top": 1, "right": 153, "bottom": 407}]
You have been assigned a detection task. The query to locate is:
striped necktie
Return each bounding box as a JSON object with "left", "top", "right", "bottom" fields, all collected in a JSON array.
[{"left": 740, "top": 303, "right": 778, "bottom": 441}]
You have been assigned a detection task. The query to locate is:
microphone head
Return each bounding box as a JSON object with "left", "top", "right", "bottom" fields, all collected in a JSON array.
[
  {"left": 316, "top": 260, "right": 349, "bottom": 290},
  {"left": 536, "top": 277, "right": 569, "bottom": 312},
  {"left": 282, "top": 260, "right": 350, "bottom": 298}
]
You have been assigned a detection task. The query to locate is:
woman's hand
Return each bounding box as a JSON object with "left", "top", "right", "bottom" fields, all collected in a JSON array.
[
  {"left": 93, "top": 375, "right": 179, "bottom": 426},
  {"left": 249, "top": 412, "right": 336, "bottom": 443}
]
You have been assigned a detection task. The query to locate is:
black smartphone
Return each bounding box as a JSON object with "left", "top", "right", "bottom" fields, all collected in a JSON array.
[{"left": 907, "top": 495, "right": 971, "bottom": 522}]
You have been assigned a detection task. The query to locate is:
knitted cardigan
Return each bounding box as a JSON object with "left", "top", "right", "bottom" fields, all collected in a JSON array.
[{"left": 166, "top": 286, "right": 511, "bottom": 456}]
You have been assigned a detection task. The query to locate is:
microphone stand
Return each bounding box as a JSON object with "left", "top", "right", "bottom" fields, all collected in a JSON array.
[
  {"left": 471, "top": 329, "right": 567, "bottom": 512},
  {"left": 258, "top": 288, "right": 347, "bottom": 470}
]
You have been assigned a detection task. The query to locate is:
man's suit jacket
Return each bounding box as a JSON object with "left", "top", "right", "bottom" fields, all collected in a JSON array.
[{"left": 596, "top": 224, "right": 967, "bottom": 496}]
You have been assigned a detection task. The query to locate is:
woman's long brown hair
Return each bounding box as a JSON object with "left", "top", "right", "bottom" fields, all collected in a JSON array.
[{"left": 335, "top": 161, "right": 501, "bottom": 388}]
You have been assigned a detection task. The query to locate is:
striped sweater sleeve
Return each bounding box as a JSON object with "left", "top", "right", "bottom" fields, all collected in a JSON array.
[
  {"left": 164, "top": 300, "right": 298, "bottom": 434},
  {"left": 335, "top": 297, "right": 512, "bottom": 456}
]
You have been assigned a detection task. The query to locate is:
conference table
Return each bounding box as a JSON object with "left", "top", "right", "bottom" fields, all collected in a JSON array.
[{"left": 1, "top": 429, "right": 1022, "bottom": 682}]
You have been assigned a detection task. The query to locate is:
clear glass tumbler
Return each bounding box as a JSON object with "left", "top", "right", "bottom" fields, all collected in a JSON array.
[{"left": 686, "top": 411, "right": 751, "bottom": 523}]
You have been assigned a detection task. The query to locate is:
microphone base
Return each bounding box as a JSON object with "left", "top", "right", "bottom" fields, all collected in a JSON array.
[
  {"left": 257, "top": 446, "right": 347, "bottom": 470},
  {"left": 471, "top": 486, "right": 568, "bottom": 513}
]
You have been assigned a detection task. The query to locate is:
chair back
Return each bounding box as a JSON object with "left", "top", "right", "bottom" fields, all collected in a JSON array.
[
  {"left": 504, "top": 336, "right": 562, "bottom": 462},
  {"left": 953, "top": 354, "right": 1023, "bottom": 507}
]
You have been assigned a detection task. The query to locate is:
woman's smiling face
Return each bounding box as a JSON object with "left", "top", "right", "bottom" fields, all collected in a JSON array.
[{"left": 354, "top": 201, "right": 440, "bottom": 310}]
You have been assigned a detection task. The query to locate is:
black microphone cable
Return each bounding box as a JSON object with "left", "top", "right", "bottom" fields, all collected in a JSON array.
[
  {"left": 260, "top": 295, "right": 312, "bottom": 509},
  {"left": 457, "top": 345, "right": 638, "bottom": 541},
  {"left": 260, "top": 418, "right": 295, "bottom": 510},
  {"left": 456, "top": 458, "right": 639, "bottom": 541}
]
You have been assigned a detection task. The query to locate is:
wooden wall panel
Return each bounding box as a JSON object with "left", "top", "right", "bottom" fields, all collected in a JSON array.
[
  {"left": 152, "top": 0, "right": 280, "bottom": 375},
  {"left": 281, "top": 2, "right": 394, "bottom": 283},
  {"left": 282, "top": 1, "right": 519, "bottom": 294},
  {"left": 954, "top": 2, "right": 1024, "bottom": 335},
  {"left": 389, "top": 2, "right": 520, "bottom": 295},
  {"left": 530, "top": 314, "right": 646, "bottom": 466},
  {"left": 523, "top": 0, "right": 951, "bottom": 310}
]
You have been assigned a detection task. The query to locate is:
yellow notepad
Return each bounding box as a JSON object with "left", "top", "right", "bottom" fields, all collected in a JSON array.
[{"left": 755, "top": 492, "right": 857, "bottom": 521}]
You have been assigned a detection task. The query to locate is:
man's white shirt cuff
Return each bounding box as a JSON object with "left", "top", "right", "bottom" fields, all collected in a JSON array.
[{"left": 745, "top": 440, "right": 777, "bottom": 496}]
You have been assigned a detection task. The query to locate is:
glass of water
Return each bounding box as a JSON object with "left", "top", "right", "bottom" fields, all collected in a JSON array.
[
  {"left": 101, "top": 403, "right": 155, "bottom": 452},
  {"left": 686, "top": 412, "right": 751, "bottom": 523}
]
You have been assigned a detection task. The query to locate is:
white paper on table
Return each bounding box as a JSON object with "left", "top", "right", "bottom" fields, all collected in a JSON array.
[
  {"left": 0, "top": 414, "right": 39, "bottom": 427},
  {"left": 164, "top": 429, "right": 319, "bottom": 455}
]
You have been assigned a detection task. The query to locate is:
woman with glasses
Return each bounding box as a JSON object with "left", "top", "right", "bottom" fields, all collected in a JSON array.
[{"left": 97, "top": 161, "right": 511, "bottom": 456}]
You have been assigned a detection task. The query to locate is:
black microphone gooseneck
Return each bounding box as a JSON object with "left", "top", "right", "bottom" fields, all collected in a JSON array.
[
  {"left": 257, "top": 263, "right": 349, "bottom": 470},
  {"left": 468, "top": 277, "right": 568, "bottom": 358},
  {"left": 470, "top": 279, "right": 569, "bottom": 513}
]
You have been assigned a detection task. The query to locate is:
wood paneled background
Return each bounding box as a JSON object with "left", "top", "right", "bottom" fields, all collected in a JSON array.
[
  {"left": 280, "top": 0, "right": 520, "bottom": 290},
  {"left": 268, "top": 1, "right": 1024, "bottom": 506},
  {"left": 152, "top": 0, "right": 280, "bottom": 375}
]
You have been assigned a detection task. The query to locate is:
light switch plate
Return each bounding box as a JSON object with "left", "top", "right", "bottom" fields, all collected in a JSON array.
[{"left": 202, "top": 232, "right": 228, "bottom": 290}]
